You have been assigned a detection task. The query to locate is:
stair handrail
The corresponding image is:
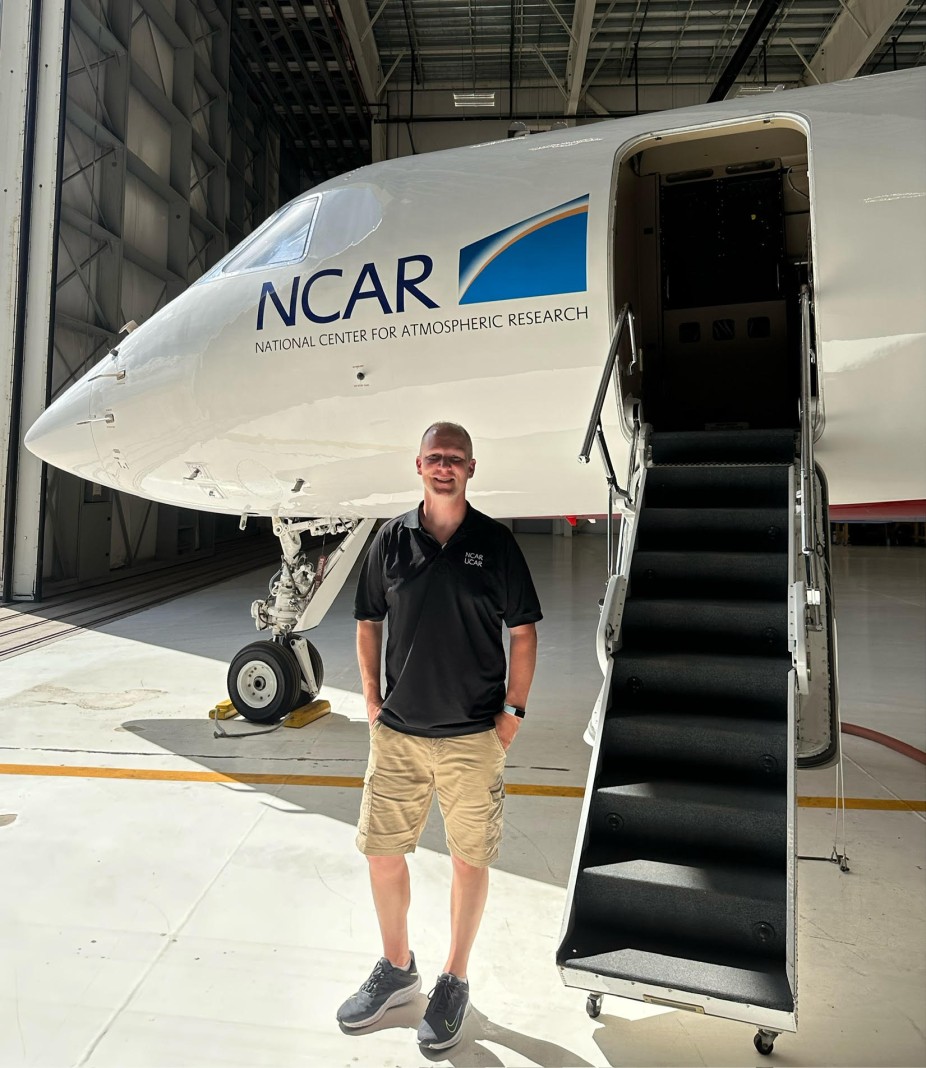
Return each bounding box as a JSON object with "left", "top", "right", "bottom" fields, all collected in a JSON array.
[
  {"left": 799, "top": 284, "right": 822, "bottom": 629},
  {"left": 579, "top": 303, "right": 637, "bottom": 465},
  {"left": 579, "top": 304, "right": 645, "bottom": 577}
]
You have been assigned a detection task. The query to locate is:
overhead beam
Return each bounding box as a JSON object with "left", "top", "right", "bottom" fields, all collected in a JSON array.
[
  {"left": 262, "top": 0, "right": 353, "bottom": 170},
  {"left": 311, "top": 0, "right": 371, "bottom": 142},
  {"left": 337, "top": 0, "right": 383, "bottom": 107},
  {"left": 803, "top": 0, "right": 908, "bottom": 84},
  {"left": 534, "top": 45, "right": 567, "bottom": 99},
  {"left": 708, "top": 0, "right": 784, "bottom": 102},
  {"left": 543, "top": 0, "right": 576, "bottom": 43},
  {"left": 375, "top": 37, "right": 830, "bottom": 60},
  {"left": 238, "top": 0, "right": 335, "bottom": 176},
  {"left": 565, "top": 0, "right": 597, "bottom": 116},
  {"left": 282, "top": 0, "right": 368, "bottom": 152},
  {"left": 377, "top": 52, "right": 406, "bottom": 96},
  {"left": 584, "top": 91, "right": 611, "bottom": 118},
  {"left": 535, "top": 43, "right": 610, "bottom": 119}
]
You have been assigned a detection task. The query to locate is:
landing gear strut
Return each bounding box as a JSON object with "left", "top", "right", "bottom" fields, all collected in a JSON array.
[{"left": 226, "top": 516, "right": 374, "bottom": 722}]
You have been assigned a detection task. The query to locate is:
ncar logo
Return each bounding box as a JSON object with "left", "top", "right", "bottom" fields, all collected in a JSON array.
[{"left": 257, "top": 255, "right": 438, "bottom": 330}]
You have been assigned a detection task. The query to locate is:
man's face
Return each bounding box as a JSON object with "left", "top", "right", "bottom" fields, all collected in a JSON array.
[{"left": 416, "top": 430, "right": 476, "bottom": 499}]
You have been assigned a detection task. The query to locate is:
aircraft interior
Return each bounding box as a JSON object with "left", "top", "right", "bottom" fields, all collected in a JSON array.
[{"left": 614, "top": 123, "right": 811, "bottom": 433}]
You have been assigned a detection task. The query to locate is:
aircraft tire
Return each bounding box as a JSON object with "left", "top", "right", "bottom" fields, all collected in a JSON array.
[{"left": 227, "top": 640, "right": 302, "bottom": 723}]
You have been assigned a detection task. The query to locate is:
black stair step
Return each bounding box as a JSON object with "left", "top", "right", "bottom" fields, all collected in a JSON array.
[
  {"left": 650, "top": 429, "right": 797, "bottom": 466},
  {"left": 636, "top": 507, "right": 789, "bottom": 552},
  {"left": 574, "top": 857, "right": 786, "bottom": 959},
  {"left": 610, "top": 650, "right": 791, "bottom": 716},
  {"left": 587, "top": 779, "right": 786, "bottom": 863},
  {"left": 560, "top": 939, "right": 793, "bottom": 1013},
  {"left": 602, "top": 711, "right": 788, "bottom": 781},
  {"left": 644, "top": 465, "right": 790, "bottom": 508},
  {"left": 621, "top": 598, "right": 789, "bottom": 655},
  {"left": 630, "top": 550, "right": 787, "bottom": 599}
]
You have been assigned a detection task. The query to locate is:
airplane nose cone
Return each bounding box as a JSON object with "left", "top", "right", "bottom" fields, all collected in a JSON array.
[{"left": 24, "top": 379, "right": 102, "bottom": 478}]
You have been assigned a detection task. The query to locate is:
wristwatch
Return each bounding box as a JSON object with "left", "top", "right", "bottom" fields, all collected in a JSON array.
[{"left": 502, "top": 703, "right": 526, "bottom": 719}]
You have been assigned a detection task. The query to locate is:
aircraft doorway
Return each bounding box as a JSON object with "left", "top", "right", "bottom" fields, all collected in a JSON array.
[{"left": 612, "top": 122, "right": 813, "bottom": 432}]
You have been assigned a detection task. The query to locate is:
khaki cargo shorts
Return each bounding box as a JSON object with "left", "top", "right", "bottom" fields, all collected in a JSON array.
[{"left": 356, "top": 720, "right": 507, "bottom": 867}]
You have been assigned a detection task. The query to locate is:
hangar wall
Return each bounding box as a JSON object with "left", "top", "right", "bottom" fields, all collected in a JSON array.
[
  {"left": 0, "top": 0, "right": 304, "bottom": 601},
  {"left": 0, "top": 0, "right": 70, "bottom": 603}
]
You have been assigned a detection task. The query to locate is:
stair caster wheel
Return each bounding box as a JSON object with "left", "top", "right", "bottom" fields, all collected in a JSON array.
[
  {"left": 754, "top": 1029, "right": 777, "bottom": 1056},
  {"left": 586, "top": 994, "right": 603, "bottom": 1019}
]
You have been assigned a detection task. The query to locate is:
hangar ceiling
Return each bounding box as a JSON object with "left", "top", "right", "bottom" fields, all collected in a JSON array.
[
  {"left": 358, "top": 0, "right": 926, "bottom": 92},
  {"left": 233, "top": 1, "right": 372, "bottom": 176},
  {"left": 233, "top": 0, "right": 926, "bottom": 178}
]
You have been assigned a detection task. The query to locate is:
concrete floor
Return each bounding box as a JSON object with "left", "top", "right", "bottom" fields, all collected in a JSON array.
[{"left": 0, "top": 537, "right": 923, "bottom": 1068}]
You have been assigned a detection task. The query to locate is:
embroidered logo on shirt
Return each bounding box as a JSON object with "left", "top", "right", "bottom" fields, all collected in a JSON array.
[{"left": 464, "top": 552, "right": 484, "bottom": 567}]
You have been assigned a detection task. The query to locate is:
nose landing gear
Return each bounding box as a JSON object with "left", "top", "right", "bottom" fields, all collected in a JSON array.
[{"left": 225, "top": 516, "right": 374, "bottom": 722}]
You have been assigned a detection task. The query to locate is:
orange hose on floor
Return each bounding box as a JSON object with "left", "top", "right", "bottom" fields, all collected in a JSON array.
[{"left": 841, "top": 723, "right": 926, "bottom": 765}]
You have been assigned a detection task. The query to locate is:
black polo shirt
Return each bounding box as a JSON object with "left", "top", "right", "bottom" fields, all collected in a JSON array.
[{"left": 354, "top": 504, "right": 542, "bottom": 737}]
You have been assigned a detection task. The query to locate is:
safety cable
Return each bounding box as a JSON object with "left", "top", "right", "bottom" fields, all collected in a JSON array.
[{"left": 210, "top": 706, "right": 294, "bottom": 740}]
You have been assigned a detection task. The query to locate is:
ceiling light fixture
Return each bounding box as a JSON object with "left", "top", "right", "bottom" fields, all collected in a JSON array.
[
  {"left": 453, "top": 91, "right": 496, "bottom": 107},
  {"left": 735, "top": 83, "right": 787, "bottom": 96}
]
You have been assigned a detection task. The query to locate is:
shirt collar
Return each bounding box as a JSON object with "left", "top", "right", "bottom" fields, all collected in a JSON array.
[{"left": 402, "top": 502, "right": 474, "bottom": 537}]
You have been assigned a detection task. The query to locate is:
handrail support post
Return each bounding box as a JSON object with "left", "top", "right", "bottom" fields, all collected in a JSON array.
[{"left": 799, "top": 284, "right": 823, "bottom": 631}]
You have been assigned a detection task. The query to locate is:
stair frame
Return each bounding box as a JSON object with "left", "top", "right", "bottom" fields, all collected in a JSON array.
[{"left": 557, "top": 455, "right": 801, "bottom": 1035}]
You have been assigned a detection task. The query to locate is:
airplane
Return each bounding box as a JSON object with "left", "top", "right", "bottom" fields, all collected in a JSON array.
[
  {"left": 24, "top": 66, "right": 926, "bottom": 1052},
  {"left": 24, "top": 64, "right": 925, "bottom": 678}
]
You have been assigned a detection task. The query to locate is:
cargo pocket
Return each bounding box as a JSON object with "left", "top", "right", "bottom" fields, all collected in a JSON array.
[
  {"left": 484, "top": 773, "right": 506, "bottom": 861},
  {"left": 356, "top": 770, "right": 375, "bottom": 847}
]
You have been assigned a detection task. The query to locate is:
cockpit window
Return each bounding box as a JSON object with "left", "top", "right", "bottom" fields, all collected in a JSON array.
[{"left": 208, "top": 195, "right": 319, "bottom": 278}]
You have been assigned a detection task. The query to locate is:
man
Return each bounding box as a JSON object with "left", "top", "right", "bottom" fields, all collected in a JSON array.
[{"left": 337, "top": 422, "right": 541, "bottom": 1050}]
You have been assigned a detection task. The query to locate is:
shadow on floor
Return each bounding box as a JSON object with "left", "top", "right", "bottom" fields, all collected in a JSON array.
[
  {"left": 336, "top": 999, "right": 596, "bottom": 1068},
  {"left": 120, "top": 710, "right": 584, "bottom": 890}
]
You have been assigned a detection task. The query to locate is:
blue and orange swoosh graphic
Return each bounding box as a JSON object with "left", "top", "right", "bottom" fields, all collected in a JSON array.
[{"left": 458, "top": 195, "right": 589, "bottom": 305}]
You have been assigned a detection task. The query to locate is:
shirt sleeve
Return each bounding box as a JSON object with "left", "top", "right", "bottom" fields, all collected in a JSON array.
[
  {"left": 503, "top": 533, "right": 543, "bottom": 628},
  {"left": 354, "top": 525, "right": 388, "bottom": 621}
]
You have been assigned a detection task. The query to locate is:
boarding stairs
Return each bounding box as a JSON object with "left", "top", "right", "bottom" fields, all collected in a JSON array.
[{"left": 557, "top": 294, "right": 838, "bottom": 1055}]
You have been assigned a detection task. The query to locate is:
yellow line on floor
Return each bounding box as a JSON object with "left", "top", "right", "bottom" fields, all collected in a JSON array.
[
  {"left": 0, "top": 763, "right": 362, "bottom": 788},
  {"left": 507, "top": 783, "right": 585, "bottom": 798},
  {"left": 797, "top": 795, "right": 925, "bottom": 812},
  {"left": 0, "top": 762, "right": 924, "bottom": 811}
]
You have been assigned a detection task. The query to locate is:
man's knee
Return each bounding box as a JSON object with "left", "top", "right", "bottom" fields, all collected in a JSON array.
[
  {"left": 451, "top": 853, "right": 490, "bottom": 876},
  {"left": 368, "top": 853, "right": 408, "bottom": 876}
]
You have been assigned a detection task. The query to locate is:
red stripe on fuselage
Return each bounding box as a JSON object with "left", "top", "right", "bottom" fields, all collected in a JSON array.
[
  {"left": 829, "top": 500, "right": 926, "bottom": 521},
  {"left": 551, "top": 499, "right": 926, "bottom": 522}
]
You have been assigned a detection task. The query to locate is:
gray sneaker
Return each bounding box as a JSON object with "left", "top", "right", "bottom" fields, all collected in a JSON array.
[
  {"left": 417, "top": 972, "right": 470, "bottom": 1049},
  {"left": 337, "top": 953, "right": 421, "bottom": 1028}
]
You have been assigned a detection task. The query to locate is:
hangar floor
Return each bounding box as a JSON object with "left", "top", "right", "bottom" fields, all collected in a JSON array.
[{"left": 0, "top": 536, "right": 923, "bottom": 1068}]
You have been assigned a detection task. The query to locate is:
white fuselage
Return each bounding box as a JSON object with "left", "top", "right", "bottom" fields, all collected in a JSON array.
[{"left": 25, "top": 69, "right": 926, "bottom": 520}]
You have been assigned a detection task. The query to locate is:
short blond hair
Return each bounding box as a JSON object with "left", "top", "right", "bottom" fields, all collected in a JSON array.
[{"left": 419, "top": 422, "right": 473, "bottom": 460}]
